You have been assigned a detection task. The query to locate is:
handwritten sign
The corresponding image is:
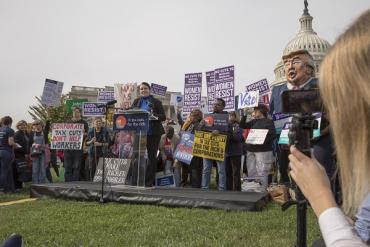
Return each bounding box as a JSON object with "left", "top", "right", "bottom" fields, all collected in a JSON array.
[
  {"left": 173, "top": 132, "right": 194, "bottom": 165},
  {"left": 51, "top": 123, "right": 84, "bottom": 150},
  {"left": 238, "top": 91, "right": 259, "bottom": 109},
  {"left": 114, "top": 83, "right": 137, "bottom": 109},
  {"left": 245, "top": 129, "right": 269, "bottom": 145},
  {"left": 93, "top": 158, "right": 131, "bottom": 184},
  {"left": 82, "top": 102, "right": 106, "bottom": 117},
  {"left": 192, "top": 131, "right": 226, "bottom": 161}
]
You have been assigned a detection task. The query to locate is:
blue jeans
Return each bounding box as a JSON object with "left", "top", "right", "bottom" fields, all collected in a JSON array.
[
  {"left": 64, "top": 150, "right": 83, "bottom": 182},
  {"left": 202, "top": 158, "right": 226, "bottom": 190},
  {"left": 0, "top": 150, "right": 15, "bottom": 192},
  {"left": 32, "top": 154, "right": 45, "bottom": 184}
]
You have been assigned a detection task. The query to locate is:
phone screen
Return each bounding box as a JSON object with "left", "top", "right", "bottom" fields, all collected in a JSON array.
[{"left": 281, "top": 89, "right": 322, "bottom": 114}]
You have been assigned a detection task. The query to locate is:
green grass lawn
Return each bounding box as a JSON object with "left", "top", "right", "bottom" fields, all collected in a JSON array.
[{"left": 0, "top": 183, "right": 322, "bottom": 247}]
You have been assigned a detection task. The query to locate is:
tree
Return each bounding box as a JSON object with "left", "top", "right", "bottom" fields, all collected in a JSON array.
[{"left": 28, "top": 95, "right": 72, "bottom": 123}]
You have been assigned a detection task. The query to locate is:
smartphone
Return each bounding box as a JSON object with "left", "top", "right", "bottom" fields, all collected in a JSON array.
[{"left": 281, "top": 89, "right": 322, "bottom": 114}]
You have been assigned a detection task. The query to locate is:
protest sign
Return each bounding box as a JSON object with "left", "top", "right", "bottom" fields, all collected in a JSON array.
[
  {"left": 273, "top": 113, "right": 292, "bottom": 134},
  {"left": 238, "top": 91, "right": 259, "bottom": 109},
  {"left": 155, "top": 172, "right": 175, "bottom": 187},
  {"left": 206, "top": 70, "right": 215, "bottom": 113},
  {"left": 65, "top": 99, "right": 88, "bottom": 113},
  {"left": 278, "top": 123, "right": 292, "bottom": 145},
  {"left": 170, "top": 94, "right": 183, "bottom": 107},
  {"left": 245, "top": 78, "right": 270, "bottom": 95},
  {"left": 245, "top": 129, "right": 269, "bottom": 145},
  {"left": 183, "top": 73, "right": 202, "bottom": 114},
  {"left": 173, "top": 131, "right": 194, "bottom": 165},
  {"left": 151, "top": 83, "right": 167, "bottom": 97},
  {"left": 50, "top": 123, "right": 84, "bottom": 150},
  {"left": 214, "top": 66, "right": 235, "bottom": 111},
  {"left": 97, "top": 90, "right": 115, "bottom": 103},
  {"left": 113, "top": 110, "right": 149, "bottom": 132},
  {"left": 82, "top": 102, "right": 106, "bottom": 117},
  {"left": 41, "top": 79, "right": 64, "bottom": 107},
  {"left": 192, "top": 131, "right": 227, "bottom": 161},
  {"left": 114, "top": 83, "right": 137, "bottom": 109},
  {"left": 203, "top": 113, "right": 229, "bottom": 132},
  {"left": 93, "top": 158, "right": 131, "bottom": 184}
]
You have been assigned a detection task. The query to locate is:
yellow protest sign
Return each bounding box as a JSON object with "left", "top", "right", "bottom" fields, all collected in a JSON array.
[{"left": 192, "top": 130, "right": 227, "bottom": 161}]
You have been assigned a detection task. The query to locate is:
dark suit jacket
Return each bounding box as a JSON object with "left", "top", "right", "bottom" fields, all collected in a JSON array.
[
  {"left": 132, "top": 95, "right": 166, "bottom": 136},
  {"left": 269, "top": 78, "right": 319, "bottom": 115}
]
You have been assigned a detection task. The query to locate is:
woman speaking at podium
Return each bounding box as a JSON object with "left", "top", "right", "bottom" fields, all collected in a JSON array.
[{"left": 132, "top": 82, "right": 166, "bottom": 187}]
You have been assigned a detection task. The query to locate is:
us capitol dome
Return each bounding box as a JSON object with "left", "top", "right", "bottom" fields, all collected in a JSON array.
[{"left": 272, "top": 1, "right": 331, "bottom": 86}]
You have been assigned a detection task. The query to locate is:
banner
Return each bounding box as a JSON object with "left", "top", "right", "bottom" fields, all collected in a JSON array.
[
  {"left": 192, "top": 131, "right": 227, "bottom": 161},
  {"left": 183, "top": 73, "right": 202, "bottom": 114},
  {"left": 93, "top": 158, "right": 131, "bottom": 184},
  {"left": 41, "top": 79, "right": 64, "bottom": 107},
  {"left": 151, "top": 83, "right": 167, "bottom": 97},
  {"left": 214, "top": 66, "right": 235, "bottom": 111},
  {"left": 238, "top": 91, "right": 259, "bottom": 109},
  {"left": 82, "top": 102, "right": 106, "bottom": 117},
  {"left": 97, "top": 90, "right": 115, "bottom": 103},
  {"left": 203, "top": 113, "right": 229, "bottom": 132},
  {"left": 246, "top": 129, "right": 269, "bottom": 145},
  {"left": 170, "top": 94, "right": 183, "bottom": 107},
  {"left": 206, "top": 71, "right": 215, "bottom": 113},
  {"left": 50, "top": 123, "right": 84, "bottom": 150},
  {"left": 114, "top": 83, "right": 137, "bottom": 109},
  {"left": 113, "top": 110, "right": 149, "bottom": 132},
  {"left": 173, "top": 131, "right": 194, "bottom": 165},
  {"left": 65, "top": 99, "right": 88, "bottom": 113}
]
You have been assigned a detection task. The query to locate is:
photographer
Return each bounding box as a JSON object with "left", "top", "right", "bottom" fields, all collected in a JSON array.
[{"left": 289, "top": 9, "right": 370, "bottom": 246}]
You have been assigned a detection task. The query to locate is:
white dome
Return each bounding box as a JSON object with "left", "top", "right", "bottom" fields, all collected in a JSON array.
[{"left": 272, "top": 6, "right": 331, "bottom": 86}]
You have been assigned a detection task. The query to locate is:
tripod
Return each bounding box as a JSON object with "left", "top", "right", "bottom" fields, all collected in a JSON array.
[{"left": 282, "top": 113, "right": 318, "bottom": 247}]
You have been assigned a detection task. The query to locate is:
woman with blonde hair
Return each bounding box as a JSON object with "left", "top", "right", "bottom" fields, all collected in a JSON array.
[{"left": 289, "top": 9, "right": 370, "bottom": 246}]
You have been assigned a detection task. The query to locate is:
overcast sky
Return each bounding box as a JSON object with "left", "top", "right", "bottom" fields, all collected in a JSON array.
[{"left": 1, "top": 0, "right": 369, "bottom": 123}]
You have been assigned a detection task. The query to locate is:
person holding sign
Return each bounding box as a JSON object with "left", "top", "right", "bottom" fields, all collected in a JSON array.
[
  {"left": 201, "top": 98, "right": 230, "bottom": 191},
  {"left": 64, "top": 107, "right": 88, "bottom": 182},
  {"left": 289, "top": 10, "right": 370, "bottom": 245},
  {"left": 240, "top": 104, "right": 276, "bottom": 188},
  {"left": 131, "top": 82, "right": 166, "bottom": 187},
  {"left": 86, "top": 118, "right": 110, "bottom": 181}
]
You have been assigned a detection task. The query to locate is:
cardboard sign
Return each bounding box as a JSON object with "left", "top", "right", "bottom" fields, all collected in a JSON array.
[
  {"left": 206, "top": 70, "right": 216, "bottom": 113},
  {"left": 113, "top": 110, "right": 149, "bottom": 132},
  {"left": 192, "top": 130, "right": 227, "bottom": 161},
  {"left": 50, "top": 123, "right": 84, "bottom": 150},
  {"left": 214, "top": 65, "right": 235, "bottom": 111},
  {"left": 41, "top": 79, "right": 64, "bottom": 107},
  {"left": 97, "top": 90, "right": 115, "bottom": 103},
  {"left": 82, "top": 102, "right": 106, "bottom": 117},
  {"left": 238, "top": 91, "right": 259, "bottom": 109},
  {"left": 114, "top": 83, "right": 137, "bottom": 109},
  {"left": 93, "top": 158, "right": 131, "bottom": 184},
  {"left": 155, "top": 172, "right": 175, "bottom": 187},
  {"left": 203, "top": 113, "right": 229, "bottom": 132},
  {"left": 183, "top": 73, "right": 202, "bottom": 114},
  {"left": 65, "top": 99, "right": 88, "bottom": 113},
  {"left": 151, "top": 83, "right": 167, "bottom": 97},
  {"left": 245, "top": 129, "right": 269, "bottom": 145},
  {"left": 173, "top": 131, "right": 194, "bottom": 165}
]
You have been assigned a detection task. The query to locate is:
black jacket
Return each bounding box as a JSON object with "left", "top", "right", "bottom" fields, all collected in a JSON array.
[
  {"left": 239, "top": 117, "right": 276, "bottom": 152},
  {"left": 14, "top": 130, "right": 31, "bottom": 160},
  {"left": 132, "top": 95, "right": 166, "bottom": 136}
]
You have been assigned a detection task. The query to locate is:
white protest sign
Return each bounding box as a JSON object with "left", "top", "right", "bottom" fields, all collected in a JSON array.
[
  {"left": 41, "top": 79, "right": 64, "bottom": 107},
  {"left": 245, "top": 129, "right": 269, "bottom": 145},
  {"left": 238, "top": 91, "right": 259, "bottom": 109},
  {"left": 51, "top": 123, "right": 84, "bottom": 150}
]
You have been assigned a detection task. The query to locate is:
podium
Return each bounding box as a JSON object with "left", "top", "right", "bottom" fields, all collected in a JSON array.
[{"left": 112, "top": 110, "right": 150, "bottom": 187}]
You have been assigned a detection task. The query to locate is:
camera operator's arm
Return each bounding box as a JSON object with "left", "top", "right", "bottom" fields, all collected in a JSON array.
[{"left": 289, "top": 146, "right": 367, "bottom": 246}]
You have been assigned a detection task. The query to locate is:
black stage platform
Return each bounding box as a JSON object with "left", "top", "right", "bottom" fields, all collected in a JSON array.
[{"left": 31, "top": 182, "right": 269, "bottom": 211}]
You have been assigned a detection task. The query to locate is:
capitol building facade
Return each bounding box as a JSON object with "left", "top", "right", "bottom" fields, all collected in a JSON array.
[{"left": 272, "top": 2, "right": 331, "bottom": 86}]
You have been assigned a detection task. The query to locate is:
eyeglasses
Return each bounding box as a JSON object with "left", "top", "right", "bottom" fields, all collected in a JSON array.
[{"left": 284, "top": 58, "right": 303, "bottom": 68}]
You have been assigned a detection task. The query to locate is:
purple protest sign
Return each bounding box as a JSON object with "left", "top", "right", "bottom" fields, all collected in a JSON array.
[
  {"left": 245, "top": 78, "right": 270, "bottom": 95},
  {"left": 214, "top": 66, "right": 235, "bottom": 111},
  {"left": 151, "top": 83, "right": 167, "bottom": 97},
  {"left": 183, "top": 73, "right": 202, "bottom": 114},
  {"left": 97, "top": 90, "right": 115, "bottom": 103},
  {"left": 206, "top": 71, "right": 215, "bottom": 113},
  {"left": 82, "top": 102, "right": 106, "bottom": 117}
]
